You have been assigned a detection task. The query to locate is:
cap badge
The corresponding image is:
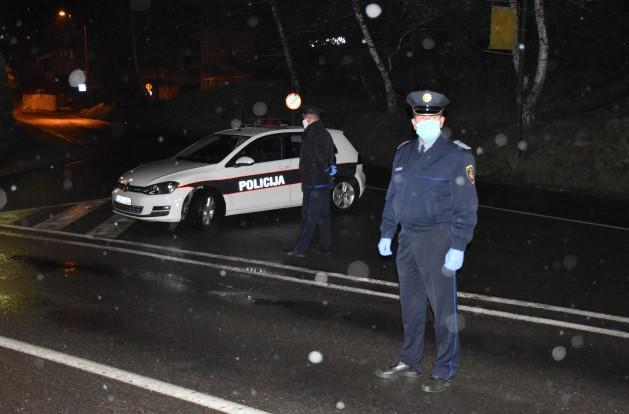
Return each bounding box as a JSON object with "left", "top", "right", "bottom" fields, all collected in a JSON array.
[{"left": 422, "top": 93, "right": 432, "bottom": 103}]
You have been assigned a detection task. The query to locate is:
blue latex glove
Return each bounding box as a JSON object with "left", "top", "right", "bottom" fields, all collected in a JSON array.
[
  {"left": 325, "top": 164, "right": 337, "bottom": 176},
  {"left": 444, "top": 248, "right": 464, "bottom": 271},
  {"left": 378, "top": 238, "right": 392, "bottom": 256}
]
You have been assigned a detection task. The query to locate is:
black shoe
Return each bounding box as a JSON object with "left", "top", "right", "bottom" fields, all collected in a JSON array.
[
  {"left": 421, "top": 375, "right": 452, "bottom": 393},
  {"left": 375, "top": 362, "right": 421, "bottom": 379},
  {"left": 316, "top": 247, "right": 331, "bottom": 256},
  {"left": 283, "top": 248, "right": 306, "bottom": 258}
]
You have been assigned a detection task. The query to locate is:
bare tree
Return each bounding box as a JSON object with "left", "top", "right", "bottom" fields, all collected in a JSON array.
[
  {"left": 351, "top": 0, "right": 397, "bottom": 112},
  {"left": 523, "top": 0, "right": 549, "bottom": 125},
  {"left": 514, "top": 0, "right": 549, "bottom": 126},
  {"left": 269, "top": 0, "right": 300, "bottom": 92}
]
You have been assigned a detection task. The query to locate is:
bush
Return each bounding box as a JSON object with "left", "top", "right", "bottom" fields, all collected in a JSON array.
[{"left": 0, "top": 52, "right": 18, "bottom": 161}]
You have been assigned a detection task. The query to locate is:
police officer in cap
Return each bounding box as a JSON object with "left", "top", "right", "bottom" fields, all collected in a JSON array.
[
  {"left": 286, "top": 104, "right": 337, "bottom": 257},
  {"left": 375, "top": 90, "right": 478, "bottom": 393}
]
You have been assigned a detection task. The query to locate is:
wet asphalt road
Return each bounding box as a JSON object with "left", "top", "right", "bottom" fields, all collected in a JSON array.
[
  {"left": 0, "top": 114, "right": 628, "bottom": 413},
  {"left": 0, "top": 221, "right": 628, "bottom": 413}
]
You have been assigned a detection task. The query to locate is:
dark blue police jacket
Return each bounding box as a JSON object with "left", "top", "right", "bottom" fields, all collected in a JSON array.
[
  {"left": 380, "top": 135, "right": 478, "bottom": 251},
  {"left": 300, "top": 120, "right": 336, "bottom": 190}
]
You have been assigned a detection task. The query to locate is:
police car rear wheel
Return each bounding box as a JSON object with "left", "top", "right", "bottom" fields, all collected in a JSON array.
[{"left": 332, "top": 178, "right": 358, "bottom": 212}]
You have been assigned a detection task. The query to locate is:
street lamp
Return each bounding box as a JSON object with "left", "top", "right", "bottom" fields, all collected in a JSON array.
[
  {"left": 57, "top": 9, "right": 88, "bottom": 77},
  {"left": 285, "top": 92, "right": 302, "bottom": 126}
]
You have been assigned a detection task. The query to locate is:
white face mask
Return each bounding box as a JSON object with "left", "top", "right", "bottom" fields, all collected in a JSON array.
[
  {"left": 302, "top": 119, "right": 309, "bottom": 128},
  {"left": 415, "top": 119, "right": 441, "bottom": 143}
]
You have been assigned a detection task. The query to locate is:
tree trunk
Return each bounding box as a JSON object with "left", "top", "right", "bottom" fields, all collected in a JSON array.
[
  {"left": 130, "top": 10, "right": 140, "bottom": 79},
  {"left": 0, "top": 52, "right": 16, "bottom": 156},
  {"left": 269, "top": 0, "right": 300, "bottom": 92},
  {"left": 511, "top": 0, "right": 520, "bottom": 74},
  {"left": 523, "top": 0, "right": 549, "bottom": 126},
  {"left": 351, "top": 0, "right": 397, "bottom": 113}
]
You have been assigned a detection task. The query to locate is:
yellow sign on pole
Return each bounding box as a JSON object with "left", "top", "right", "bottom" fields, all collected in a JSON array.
[{"left": 489, "top": 5, "right": 516, "bottom": 50}]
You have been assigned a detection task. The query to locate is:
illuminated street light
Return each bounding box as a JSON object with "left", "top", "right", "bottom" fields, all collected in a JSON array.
[
  {"left": 285, "top": 92, "right": 302, "bottom": 126},
  {"left": 285, "top": 92, "right": 302, "bottom": 110},
  {"left": 57, "top": 9, "right": 88, "bottom": 77}
]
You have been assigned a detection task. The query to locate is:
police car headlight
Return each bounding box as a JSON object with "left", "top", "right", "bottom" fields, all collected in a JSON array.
[{"left": 146, "top": 181, "right": 179, "bottom": 195}]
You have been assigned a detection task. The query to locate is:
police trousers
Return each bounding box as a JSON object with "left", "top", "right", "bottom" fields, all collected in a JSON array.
[
  {"left": 396, "top": 225, "right": 460, "bottom": 380},
  {"left": 294, "top": 187, "right": 332, "bottom": 253}
]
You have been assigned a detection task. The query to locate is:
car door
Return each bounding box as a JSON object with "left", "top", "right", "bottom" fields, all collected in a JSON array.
[
  {"left": 225, "top": 135, "right": 291, "bottom": 213},
  {"left": 284, "top": 132, "right": 304, "bottom": 204}
]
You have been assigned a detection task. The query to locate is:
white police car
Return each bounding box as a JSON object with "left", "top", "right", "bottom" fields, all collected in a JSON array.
[{"left": 112, "top": 125, "right": 366, "bottom": 228}]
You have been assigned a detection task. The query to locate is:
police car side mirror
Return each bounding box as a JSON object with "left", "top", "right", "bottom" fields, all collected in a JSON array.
[{"left": 234, "top": 156, "right": 255, "bottom": 167}]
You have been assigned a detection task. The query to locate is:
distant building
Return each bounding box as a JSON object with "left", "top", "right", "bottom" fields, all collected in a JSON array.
[{"left": 199, "top": 26, "right": 253, "bottom": 90}]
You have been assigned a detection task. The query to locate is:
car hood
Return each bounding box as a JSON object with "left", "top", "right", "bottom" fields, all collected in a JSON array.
[{"left": 119, "top": 158, "right": 212, "bottom": 187}]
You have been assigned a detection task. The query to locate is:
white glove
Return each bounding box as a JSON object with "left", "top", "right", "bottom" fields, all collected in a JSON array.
[
  {"left": 378, "top": 238, "right": 392, "bottom": 256},
  {"left": 444, "top": 248, "right": 464, "bottom": 271}
]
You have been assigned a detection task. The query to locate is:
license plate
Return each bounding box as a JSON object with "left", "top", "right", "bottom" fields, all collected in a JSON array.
[{"left": 115, "top": 194, "right": 132, "bottom": 205}]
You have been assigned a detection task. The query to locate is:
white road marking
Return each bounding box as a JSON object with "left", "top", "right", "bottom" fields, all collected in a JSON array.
[
  {"left": 458, "top": 306, "right": 629, "bottom": 339},
  {"left": 0, "top": 208, "right": 36, "bottom": 225},
  {"left": 1, "top": 228, "right": 628, "bottom": 340},
  {"left": 0, "top": 335, "right": 271, "bottom": 414},
  {"left": 458, "top": 292, "right": 629, "bottom": 324},
  {"left": 365, "top": 185, "right": 387, "bottom": 190},
  {"left": 0, "top": 199, "right": 109, "bottom": 215},
  {"left": 366, "top": 185, "right": 629, "bottom": 231},
  {"left": 87, "top": 214, "right": 136, "bottom": 238},
  {"left": 0, "top": 223, "right": 626, "bottom": 322},
  {"left": 0, "top": 228, "right": 400, "bottom": 300},
  {"left": 26, "top": 126, "right": 83, "bottom": 144},
  {"left": 0, "top": 199, "right": 105, "bottom": 225},
  {"left": 0, "top": 223, "right": 399, "bottom": 289},
  {"left": 478, "top": 205, "right": 629, "bottom": 231},
  {"left": 34, "top": 199, "right": 108, "bottom": 230}
]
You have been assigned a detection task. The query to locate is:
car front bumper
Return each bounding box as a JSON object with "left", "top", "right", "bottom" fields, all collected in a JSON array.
[{"left": 111, "top": 187, "right": 192, "bottom": 222}]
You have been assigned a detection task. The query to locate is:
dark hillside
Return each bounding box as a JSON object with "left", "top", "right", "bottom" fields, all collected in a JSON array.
[{"left": 117, "top": 1, "right": 629, "bottom": 199}]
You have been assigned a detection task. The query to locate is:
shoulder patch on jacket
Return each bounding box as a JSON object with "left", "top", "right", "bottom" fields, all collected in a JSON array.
[
  {"left": 396, "top": 140, "right": 412, "bottom": 150},
  {"left": 453, "top": 140, "right": 471, "bottom": 150}
]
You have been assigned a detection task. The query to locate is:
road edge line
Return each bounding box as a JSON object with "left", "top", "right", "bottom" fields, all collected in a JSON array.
[
  {"left": 366, "top": 186, "right": 628, "bottom": 231},
  {"left": 0, "top": 335, "right": 271, "bottom": 414}
]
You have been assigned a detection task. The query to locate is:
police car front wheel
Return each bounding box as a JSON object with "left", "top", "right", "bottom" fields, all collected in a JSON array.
[
  {"left": 190, "top": 191, "right": 221, "bottom": 228},
  {"left": 331, "top": 178, "right": 358, "bottom": 213}
]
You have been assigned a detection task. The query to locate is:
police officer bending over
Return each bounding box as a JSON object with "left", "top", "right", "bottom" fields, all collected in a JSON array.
[
  {"left": 286, "top": 104, "right": 337, "bottom": 257},
  {"left": 376, "top": 90, "right": 478, "bottom": 393}
]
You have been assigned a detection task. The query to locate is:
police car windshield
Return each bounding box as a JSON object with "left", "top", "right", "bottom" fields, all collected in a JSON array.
[{"left": 175, "top": 134, "right": 249, "bottom": 164}]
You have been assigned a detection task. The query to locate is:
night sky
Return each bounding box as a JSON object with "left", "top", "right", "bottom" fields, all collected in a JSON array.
[{"left": 1, "top": 1, "right": 627, "bottom": 104}]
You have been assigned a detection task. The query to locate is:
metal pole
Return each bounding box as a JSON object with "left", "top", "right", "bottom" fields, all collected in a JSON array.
[
  {"left": 83, "top": 24, "right": 88, "bottom": 75},
  {"left": 516, "top": 0, "right": 528, "bottom": 142}
]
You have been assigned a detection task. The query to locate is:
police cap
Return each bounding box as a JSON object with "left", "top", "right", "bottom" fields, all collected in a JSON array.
[
  {"left": 406, "top": 90, "right": 450, "bottom": 115},
  {"left": 302, "top": 104, "right": 323, "bottom": 116}
]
